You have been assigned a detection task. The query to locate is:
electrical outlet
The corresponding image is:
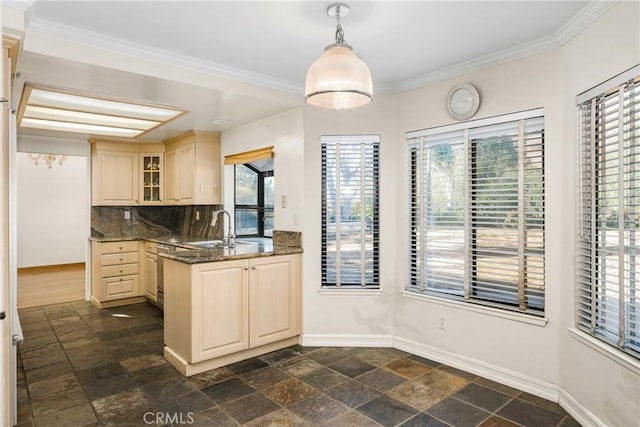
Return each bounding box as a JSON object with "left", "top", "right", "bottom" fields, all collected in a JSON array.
[
  {"left": 439, "top": 316, "right": 446, "bottom": 330},
  {"left": 196, "top": 211, "right": 200, "bottom": 221},
  {"left": 124, "top": 210, "right": 131, "bottom": 220},
  {"left": 281, "top": 195, "right": 287, "bottom": 208}
]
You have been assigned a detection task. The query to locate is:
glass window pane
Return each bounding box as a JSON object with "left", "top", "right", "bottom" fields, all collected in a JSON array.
[
  {"left": 408, "top": 112, "right": 545, "bottom": 316},
  {"left": 235, "top": 209, "right": 258, "bottom": 235},
  {"left": 264, "top": 176, "right": 274, "bottom": 208},
  {"left": 235, "top": 164, "right": 257, "bottom": 205},
  {"left": 423, "top": 141, "right": 466, "bottom": 296},
  {"left": 322, "top": 138, "right": 379, "bottom": 288},
  {"left": 471, "top": 135, "right": 520, "bottom": 306},
  {"left": 264, "top": 209, "right": 274, "bottom": 237}
]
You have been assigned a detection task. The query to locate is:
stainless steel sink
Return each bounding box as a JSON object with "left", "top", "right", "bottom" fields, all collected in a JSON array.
[
  {"left": 187, "top": 239, "right": 253, "bottom": 249},
  {"left": 187, "top": 240, "right": 224, "bottom": 248}
]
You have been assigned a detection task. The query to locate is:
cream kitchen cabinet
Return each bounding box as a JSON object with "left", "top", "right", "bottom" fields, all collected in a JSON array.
[
  {"left": 143, "top": 241, "right": 158, "bottom": 303},
  {"left": 90, "top": 138, "right": 164, "bottom": 206},
  {"left": 249, "top": 256, "right": 301, "bottom": 348},
  {"left": 90, "top": 240, "right": 146, "bottom": 308},
  {"left": 163, "top": 130, "right": 221, "bottom": 205},
  {"left": 91, "top": 146, "right": 139, "bottom": 206},
  {"left": 140, "top": 153, "right": 163, "bottom": 205},
  {"left": 163, "top": 254, "right": 301, "bottom": 376}
]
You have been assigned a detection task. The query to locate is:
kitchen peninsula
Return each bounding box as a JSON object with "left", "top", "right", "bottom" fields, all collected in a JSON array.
[
  {"left": 160, "top": 235, "right": 301, "bottom": 376},
  {"left": 90, "top": 228, "right": 302, "bottom": 377}
]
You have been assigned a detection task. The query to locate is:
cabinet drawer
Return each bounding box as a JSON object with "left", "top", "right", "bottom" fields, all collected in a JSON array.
[
  {"left": 144, "top": 241, "right": 158, "bottom": 254},
  {"left": 101, "top": 263, "right": 139, "bottom": 278},
  {"left": 101, "top": 241, "right": 139, "bottom": 254},
  {"left": 101, "top": 252, "right": 139, "bottom": 266},
  {"left": 102, "top": 275, "right": 139, "bottom": 300}
]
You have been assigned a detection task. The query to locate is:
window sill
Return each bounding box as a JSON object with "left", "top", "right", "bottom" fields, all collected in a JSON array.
[
  {"left": 319, "top": 288, "right": 383, "bottom": 296},
  {"left": 400, "top": 291, "right": 548, "bottom": 327},
  {"left": 567, "top": 328, "right": 640, "bottom": 374}
]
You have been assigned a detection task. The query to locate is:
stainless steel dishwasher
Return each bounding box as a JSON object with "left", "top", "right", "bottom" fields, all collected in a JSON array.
[{"left": 155, "top": 243, "right": 174, "bottom": 309}]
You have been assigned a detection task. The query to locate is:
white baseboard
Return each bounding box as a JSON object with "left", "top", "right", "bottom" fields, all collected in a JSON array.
[
  {"left": 393, "top": 336, "right": 559, "bottom": 402},
  {"left": 300, "top": 334, "right": 394, "bottom": 348},
  {"left": 558, "top": 389, "right": 606, "bottom": 427}
]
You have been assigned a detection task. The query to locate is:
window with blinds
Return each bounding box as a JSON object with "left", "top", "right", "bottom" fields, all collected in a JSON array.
[
  {"left": 321, "top": 135, "right": 379, "bottom": 288},
  {"left": 408, "top": 110, "right": 545, "bottom": 315},
  {"left": 577, "top": 69, "right": 640, "bottom": 359}
]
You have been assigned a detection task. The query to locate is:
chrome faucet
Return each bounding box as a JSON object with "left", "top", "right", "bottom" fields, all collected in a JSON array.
[{"left": 219, "top": 210, "right": 235, "bottom": 248}]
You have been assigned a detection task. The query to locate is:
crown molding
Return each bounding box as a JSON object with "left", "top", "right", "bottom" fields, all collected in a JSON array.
[
  {"left": 393, "top": 0, "right": 618, "bottom": 93},
  {"left": 25, "top": 17, "right": 304, "bottom": 95},
  {"left": 394, "top": 34, "right": 560, "bottom": 92},
  {"left": 2, "top": 0, "right": 32, "bottom": 12},
  {"left": 554, "top": 0, "right": 618, "bottom": 45}
]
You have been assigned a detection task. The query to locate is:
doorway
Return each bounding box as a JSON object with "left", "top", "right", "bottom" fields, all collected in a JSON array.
[{"left": 16, "top": 153, "right": 88, "bottom": 308}]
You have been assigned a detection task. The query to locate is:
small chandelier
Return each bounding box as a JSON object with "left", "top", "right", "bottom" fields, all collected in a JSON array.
[
  {"left": 305, "top": 3, "right": 373, "bottom": 110},
  {"left": 28, "top": 153, "right": 68, "bottom": 168}
]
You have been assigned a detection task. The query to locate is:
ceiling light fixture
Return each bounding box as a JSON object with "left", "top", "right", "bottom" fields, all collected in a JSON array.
[
  {"left": 17, "top": 85, "right": 187, "bottom": 138},
  {"left": 305, "top": 3, "right": 373, "bottom": 110}
]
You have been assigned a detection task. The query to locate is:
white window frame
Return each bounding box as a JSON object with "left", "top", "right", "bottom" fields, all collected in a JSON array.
[
  {"left": 577, "top": 65, "right": 640, "bottom": 360},
  {"left": 406, "top": 109, "right": 545, "bottom": 316},
  {"left": 321, "top": 135, "right": 380, "bottom": 290}
]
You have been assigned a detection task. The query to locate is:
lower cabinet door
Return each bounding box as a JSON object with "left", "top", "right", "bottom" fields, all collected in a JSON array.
[
  {"left": 144, "top": 254, "right": 158, "bottom": 301},
  {"left": 193, "top": 260, "right": 249, "bottom": 362},
  {"left": 102, "top": 275, "right": 139, "bottom": 300},
  {"left": 249, "top": 255, "right": 300, "bottom": 348}
]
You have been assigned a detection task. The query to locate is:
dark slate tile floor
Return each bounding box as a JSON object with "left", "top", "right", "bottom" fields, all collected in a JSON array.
[{"left": 17, "top": 301, "right": 581, "bottom": 426}]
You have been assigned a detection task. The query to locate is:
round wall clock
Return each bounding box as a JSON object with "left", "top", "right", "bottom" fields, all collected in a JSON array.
[{"left": 445, "top": 83, "right": 480, "bottom": 121}]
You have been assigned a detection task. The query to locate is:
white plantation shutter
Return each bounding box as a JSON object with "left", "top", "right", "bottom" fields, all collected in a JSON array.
[
  {"left": 577, "top": 69, "right": 640, "bottom": 358},
  {"left": 408, "top": 109, "right": 545, "bottom": 315},
  {"left": 321, "top": 135, "right": 380, "bottom": 288}
]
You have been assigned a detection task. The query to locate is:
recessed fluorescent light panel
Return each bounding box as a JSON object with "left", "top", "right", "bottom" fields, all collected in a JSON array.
[{"left": 18, "top": 85, "right": 187, "bottom": 138}]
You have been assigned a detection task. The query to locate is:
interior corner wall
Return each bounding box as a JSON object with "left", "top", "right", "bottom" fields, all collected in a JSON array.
[
  {"left": 220, "top": 108, "right": 304, "bottom": 233},
  {"left": 557, "top": 2, "right": 640, "bottom": 426},
  {"left": 394, "top": 47, "right": 565, "bottom": 391},
  {"left": 300, "top": 2, "right": 638, "bottom": 425},
  {"left": 302, "top": 94, "right": 399, "bottom": 341},
  {"left": 390, "top": 2, "right": 639, "bottom": 425}
]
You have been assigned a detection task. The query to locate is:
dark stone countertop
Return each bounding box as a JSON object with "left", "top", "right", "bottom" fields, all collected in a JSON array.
[
  {"left": 158, "top": 242, "right": 303, "bottom": 264},
  {"left": 88, "top": 234, "right": 302, "bottom": 264}
]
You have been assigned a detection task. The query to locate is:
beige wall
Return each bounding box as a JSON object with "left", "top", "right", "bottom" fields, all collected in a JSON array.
[
  {"left": 3, "top": 1, "right": 638, "bottom": 425},
  {"left": 301, "top": 2, "right": 639, "bottom": 425},
  {"left": 303, "top": 95, "right": 399, "bottom": 341},
  {"left": 558, "top": 3, "right": 640, "bottom": 426},
  {"left": 220, "top": 108, "right": 304, "bottom": 233},
  {"left": 395, "top": 45, "right": 566, "bottom": 389},
  {"left": 16, "top": 153, "right": 88, "bottom": 267}
]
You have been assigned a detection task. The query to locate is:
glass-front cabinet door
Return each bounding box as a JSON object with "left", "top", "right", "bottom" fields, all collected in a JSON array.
[{"left": 141, "top": 154, "right": 163, "bottom": 204}]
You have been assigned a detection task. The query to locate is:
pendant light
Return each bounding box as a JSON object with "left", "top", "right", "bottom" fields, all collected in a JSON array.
[{"left": 305, "top": 3, "right": 373, "bottom": 110}]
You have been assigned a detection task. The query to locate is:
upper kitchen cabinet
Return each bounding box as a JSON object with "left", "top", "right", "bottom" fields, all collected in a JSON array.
[
  {"left": 90, "top": 138, "right": 164, "bottom": 206},
  {"left": 139, "top": 148, "right": 163, "bottom": 205},
  {"left": 164, "top": 131, "right": 221, "bottom": 205}
]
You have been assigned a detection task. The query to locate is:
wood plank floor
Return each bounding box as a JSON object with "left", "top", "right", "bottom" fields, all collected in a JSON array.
[{"left": 17, "top": 263, "right": 86, "bottom": 308}]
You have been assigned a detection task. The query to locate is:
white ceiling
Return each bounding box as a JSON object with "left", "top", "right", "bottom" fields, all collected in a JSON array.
[{"left": 6, "top": 0, "right": 601, "bottom": 141}]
